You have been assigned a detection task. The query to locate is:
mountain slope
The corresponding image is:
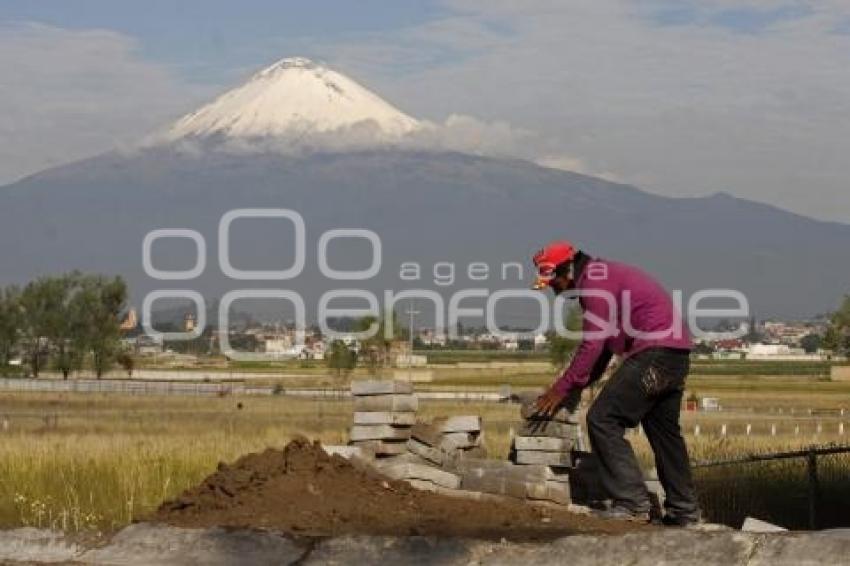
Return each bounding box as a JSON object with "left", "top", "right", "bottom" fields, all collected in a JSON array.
[{"left": 1, "top": 148, "right": 848, "bottom": 319}]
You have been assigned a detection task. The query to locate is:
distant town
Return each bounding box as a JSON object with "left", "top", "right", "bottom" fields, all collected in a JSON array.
[{"left": 123, "top": 308, "right": 845, "bottom": 369}]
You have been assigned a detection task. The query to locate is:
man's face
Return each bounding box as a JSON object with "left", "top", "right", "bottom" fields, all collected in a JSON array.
[{"left": 549, "top": 273, "right": 572, "bottom": 295}]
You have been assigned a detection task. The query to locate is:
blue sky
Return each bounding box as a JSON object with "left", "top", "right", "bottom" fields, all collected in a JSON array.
[
  {"left": 1, "top": 1, "right": 848, "bottom": 222},
  {"left": 0, "top": 1, "right": 447, "bottom": 82}
]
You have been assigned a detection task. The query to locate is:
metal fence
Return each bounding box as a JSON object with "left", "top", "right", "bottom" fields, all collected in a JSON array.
[
  {"left": 0, "top": 377, "right": 507, "bottom": 402},
  {"left": 692, "top": 444, "right": 850, "bottom": 530}
]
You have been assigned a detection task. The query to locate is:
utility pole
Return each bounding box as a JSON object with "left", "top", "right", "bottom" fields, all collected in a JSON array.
[{"left": 406, "top": 301, "right": 420, "bottom": 380}]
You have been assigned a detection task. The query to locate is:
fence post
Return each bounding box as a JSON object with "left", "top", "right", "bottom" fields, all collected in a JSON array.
[{"left": 807, "top": 449, "right": 819, "bottom": 530}]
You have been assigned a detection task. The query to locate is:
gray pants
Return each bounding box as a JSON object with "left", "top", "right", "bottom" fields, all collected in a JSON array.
[{"left": 586, "top": 347, "right": 700, "bottom": 518}]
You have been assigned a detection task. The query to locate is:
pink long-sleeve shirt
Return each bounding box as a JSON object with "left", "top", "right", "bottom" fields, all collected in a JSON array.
[{"left": 553, "top": 259, "right": 692, "bottom": 395}]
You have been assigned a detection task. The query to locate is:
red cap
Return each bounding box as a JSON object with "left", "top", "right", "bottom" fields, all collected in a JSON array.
[{"left": 532, "top": 240, "right": 576, "bottom": 289}]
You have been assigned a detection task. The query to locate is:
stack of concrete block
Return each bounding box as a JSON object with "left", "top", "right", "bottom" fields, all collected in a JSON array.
[
  {"left": 511, "top": 393, "right": 580, "bottom": 468},
  {"left": 348, "top": 380, "right": 418, "bottom": 457},
  {"left": 406, "top": 415, "right": 485, "bottom": 468}
]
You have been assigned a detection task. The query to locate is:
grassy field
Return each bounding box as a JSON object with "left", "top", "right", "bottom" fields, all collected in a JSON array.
[{"left": 0, "top": 375, "right": 848, "bottom": 533}]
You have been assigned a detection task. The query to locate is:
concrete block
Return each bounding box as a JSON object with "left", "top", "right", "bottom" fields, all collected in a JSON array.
[
  {"left": 351, "top": 380, "right": 414, "bottom": 396},
  {"left": 349, "top": 424, "right": 411, "bottom": 442},
  {"left": 440, "top": 432, "right": 479, "bottom": 450},
  {"left": 410, "top": 423, "right": 443, "bottom": 447},
  {"left": 518, "top": 421, "right": 578, "bottom": 438},
  {"left": 437, "top": 415, "right": 481, "bottom": 432},
  {"left": 514, "top": 450, "right": 572, "bottom": 467},
  {"left": 372, "top": 451, "right": 432, "bottom": 470},
  {"left": 406, "top": 479, "right": 438, "bottom": 492},
  {"left": 454, "top": 457, "right": 515, "bottom": 474},
  {"left": 381, "top": 462, "right": 461, "bottom": 489},
  {"left": 353, "top": 412, "right": 417, "bottom": 426},
  {"left": 460, "top": 473, "right": 527, "bottom": 499},
  {"left": 350, "top": 439, "right": 408, "bottom": 456},
  {"left": 741, "top": 517, "right": 787, "bottom": 533},
  {"left": 516, "top": 389, "right": 581, "bottom": 423},
  {"left": 520, "top": 404, "right": 579, "bottom": 424},
  {"left": 405, "top": 463, "right": 461, "bottom": 489},
  {"left": 354, "top": 394, "right": 418, "bottom": 412},
  {"left": 547, "top": 468, "right": 571, "bottom": 483},
  {"left": 406, "top": 438, "right": 446, "bottom": 466},
  {"left": 526, "top": 481, "right": 571, "bottom": 505},
  {"left": 322, "top": 445, "right": 366, "bottom": 459},
  {"left": 513, "top": 436, "right": 573, "bottom": 451}
]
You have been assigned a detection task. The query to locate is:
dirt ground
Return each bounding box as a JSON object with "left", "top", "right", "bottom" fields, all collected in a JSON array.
[{"left": 152, "top": 437, "right": 646, "bottom": 541}]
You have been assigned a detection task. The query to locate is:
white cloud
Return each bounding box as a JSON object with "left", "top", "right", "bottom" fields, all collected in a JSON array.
[
  {"left": 0, "top": 23, "right": 214, "bottom": 184},
  {"left": 320, "top": 0, "right": 850, "bottom": 221}
]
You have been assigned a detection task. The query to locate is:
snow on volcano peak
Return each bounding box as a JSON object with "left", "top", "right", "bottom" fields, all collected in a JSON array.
[{"left": 165, "top": 57, "right": 421, "bottom": 142}]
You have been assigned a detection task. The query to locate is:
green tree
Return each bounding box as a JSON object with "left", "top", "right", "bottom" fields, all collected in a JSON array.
[
  {"left": 547, "top": 306, "right": 582, "bottom": 368},
  {"left": 0, "top": 286, "right": 22, "bottom": 371},
  {"left": 51, "top": 272, "right": 87, "bottom": 379},
  {"left": 20, "top": 276, "right": 68, "bottom": 377},
  {"left": 800, "top": 333, "right": 822, "bottom": 354},
  {"left": 326, "top": 339, "right": 357, "bottom": 376},
  {"left": 73, "top": 275, "right": 128, "bottom": 378},
  {"left": 824, "top": 295, "right": 850, "bottom": 356}
]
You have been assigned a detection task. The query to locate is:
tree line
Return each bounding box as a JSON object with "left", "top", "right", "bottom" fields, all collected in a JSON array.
[{"left": 0, "top": 272, "right": 127, "bottom": 378}]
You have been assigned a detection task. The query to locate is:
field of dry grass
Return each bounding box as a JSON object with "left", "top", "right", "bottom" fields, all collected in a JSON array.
[{"left": 0, "top": 374, "right": 847, "bottom": 533}]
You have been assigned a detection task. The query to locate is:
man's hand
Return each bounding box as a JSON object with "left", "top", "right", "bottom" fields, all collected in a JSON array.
[{"left": 534, "top": 386, "right": 566, "bottom": 418}]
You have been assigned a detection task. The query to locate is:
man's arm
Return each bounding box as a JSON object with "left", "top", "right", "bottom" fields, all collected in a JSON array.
[
  {"left": 552, "top": 292, "right": 615, "bottom": 395},
  {"left": 536, "top": 292, "right": 616, "bottom": 414}
]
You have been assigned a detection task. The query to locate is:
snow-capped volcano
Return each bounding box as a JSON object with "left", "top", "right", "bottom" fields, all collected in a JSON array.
[{"left": 165, "top": 57, "right": 420, "bottom": 142}]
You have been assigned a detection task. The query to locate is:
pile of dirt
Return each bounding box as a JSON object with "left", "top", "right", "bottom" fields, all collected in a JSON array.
[{"left": 152, "top": 437, "right": 646, "bottom": 540}]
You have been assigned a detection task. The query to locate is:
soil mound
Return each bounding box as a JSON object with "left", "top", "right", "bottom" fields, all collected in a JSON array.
[{"left": 153, "top": 437, "right": 643, "bottom": 540}]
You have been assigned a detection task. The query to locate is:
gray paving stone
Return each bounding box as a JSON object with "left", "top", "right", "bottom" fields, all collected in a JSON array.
[
  {"left": 381, "top": 462, "right": 461, "bottom": 489},
  {"left": 351, "top": 380, "right": 414, "bottom": 396},
  {"left": 460, "top": 473, "right": 527, "bottom": 499},
  {"left": 741, "top": 517, "right": 787, "bottom": 533},
  {"left": 349, "top": 424, "right": 411, "bottom": 441},
  {"left": 459, "top": 462, "right": 553, "bottom": 484},
  {"left": 354, "top": 394, "right": 418, "bottom": 412},
  {"left": 80, "top": 523, "right": 306, "bottom": 565},
  {"left": 513, "top": 436, "right": 572, "bottom": 451},
  {"left": 520, "top": 404, "right": 579, "bottom": 424},
  {"left": 407, "top": 464, "right": 461, "bottom": 489},
  {"left": 406, "top": 478, "right": 439, "bottom": 492},
  {"left": 516, "top": 390, "right": 581, "bottom": 422},
  {"left": 518, "top": 420, "right": 578, "bottom": 438},
  {"left": 547, "top": 468, "right": 571, "bottom": 483},
  {"left": 0, "top": 528, "right": 79, "bottom": 563},
  {"left": 514, "top": 450, "right": 572, "bottom": 467},
  {"left": 353, "top": 411, "right": 417, "bottom": 426}
]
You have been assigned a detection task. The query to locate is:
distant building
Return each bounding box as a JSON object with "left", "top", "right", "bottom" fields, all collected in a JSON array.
[
  {"left": 746, "top": 343, "right": 826, "bottom": 361},
  {"left": 183, "top": 313, "right": 196, "bottom": 333}
]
